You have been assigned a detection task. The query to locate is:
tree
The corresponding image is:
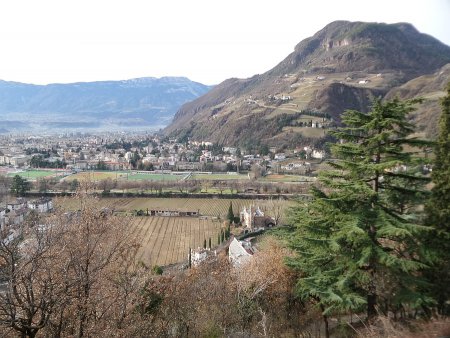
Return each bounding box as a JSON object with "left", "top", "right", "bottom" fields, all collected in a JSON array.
[
  {"left": 39, "top": 178, "right": 48, "bottom": 193},
  {"left": 10, "top": 175, "right": 31, "bottom": 196},
  {"left": 96, "top": 160, "right": 108, "bottom": 170},
  {"left": 0, "top": 183, "right": 143, "bottom": 337},
  {"left": 0, "top": 227, "right": 65, "bottom": 338},
  {"left": 70, "top": 179, "right": 79, "bottom": 192},
  {"left": 425, "top": 82, "right": 450, "bottom": 314},
  {"left": 287, "top": 98, "right": 432, "bottom": 327},
  {"left": 227, "top": 202, "right": 234, "bottom": 224}
]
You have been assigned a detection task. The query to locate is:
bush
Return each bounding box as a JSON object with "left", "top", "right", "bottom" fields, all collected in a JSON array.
[{"left": 152, "top": 265, "right": 163, "bottom": 275}]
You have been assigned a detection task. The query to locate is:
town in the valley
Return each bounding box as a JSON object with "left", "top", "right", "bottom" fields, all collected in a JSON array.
[{"left": 0, "top": 130, "right": 323, "bottom": 269}]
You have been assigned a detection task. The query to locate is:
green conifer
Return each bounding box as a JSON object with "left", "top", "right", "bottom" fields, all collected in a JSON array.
[
  {"left": 425, "top": 82, "right": 450, "bottom": 314},
  {"left": 287, "top": 98, "right": 432, "bottom": 324}
]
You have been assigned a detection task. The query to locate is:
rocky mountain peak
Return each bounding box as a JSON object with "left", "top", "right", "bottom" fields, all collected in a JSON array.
[{"left": 166, "top": 21, "right": 450, "bottom": 148}]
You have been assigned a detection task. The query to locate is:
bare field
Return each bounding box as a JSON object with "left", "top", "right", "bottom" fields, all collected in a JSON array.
[
  {"left": 56, "top": 196, "right": 292, "bottom": 267},
  {"left": 282, "top": 126, "right": 327, "bottom": 138},
  {"left": 56, "top": 196, "right": 291, "bottom": 219},
  {"left": 131, "top": 216, "right": 222, "bottom": 266}
]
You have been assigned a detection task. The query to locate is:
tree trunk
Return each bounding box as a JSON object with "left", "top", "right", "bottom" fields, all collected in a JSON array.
[
  {"left": 367, "top": 293, "right": 377, "bottom": 320},
  {"left": 320, "top": 305, "right": 330, "bottom": 338}
]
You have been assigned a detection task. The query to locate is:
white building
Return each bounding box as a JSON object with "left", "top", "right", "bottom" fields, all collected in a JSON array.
[
  {"left": 27, "top": 198, "right": 53, "bottom": 213},
  {"left": 7, "top": 198, "right": 27, "bottom": 211},
  {"left": 0, "top": 207, "right": 6, "bottom": 229},
  {"left": 228, "top": 238, "right": 254, "bottom": 266},
  {"left": 189, "top": 247, "right": 216, "bottom": 267},
  {"left": 311, "top": 150, "right": 325, "bottom": 159},
  {"left": 240, "top": 205, "right": 276, "bottom": 230}
]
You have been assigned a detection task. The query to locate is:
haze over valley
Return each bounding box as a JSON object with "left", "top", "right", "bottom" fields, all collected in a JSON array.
[{"left": 0, "top": 77, "right": 211, "bottom": 133}]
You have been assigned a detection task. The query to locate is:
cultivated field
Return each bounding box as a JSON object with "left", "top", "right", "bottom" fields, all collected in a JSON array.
[
  {"left": 282, "top": 126, "right": 327, "bottom": 138},
  {"left": 56, "top": 196, "right": 291, "bottom": 219},
  {"left": 56, "top": 196, "right": 293, "bottom": 266},
  {"left": 130, "top": 216, "right": 222, "bottom": 266}
]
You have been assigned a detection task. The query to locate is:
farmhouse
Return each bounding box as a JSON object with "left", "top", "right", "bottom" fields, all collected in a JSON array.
[
  {"left": 240, "top": 206, "right": 275, "bottom": 229},
  {"left": 7, "top": 198, "right": 27, "bottom": 212},
  {"left": 27, "top": 197, "right": 54, "bottom": 213},
  {"left": 149, "top": 209, "right": 199, "bottom": 217}
]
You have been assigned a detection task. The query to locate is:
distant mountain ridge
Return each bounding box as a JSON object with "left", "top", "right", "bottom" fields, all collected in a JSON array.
[
  {"left": 0, "top": 77, "right": 211, "bottom": 133},
  {"left": 165, "top": 21, "right": 450, "bottom": 148}
]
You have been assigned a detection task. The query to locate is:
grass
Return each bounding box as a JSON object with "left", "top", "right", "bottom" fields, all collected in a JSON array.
[
  {"left": 7, "top": 170, "right": 61, "bottom": 180},
  {"left": 126, "top": 173, "right": 185, "bottom": 181},
  {"left": 64, "top": 171, "right": 125, "bottom": 181},
  {"left": 190, "top": 173, "right": 249, "bottom": 181}
]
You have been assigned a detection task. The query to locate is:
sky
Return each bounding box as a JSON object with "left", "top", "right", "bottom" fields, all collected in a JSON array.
[{"left": 0, "top": 0, "right": 449, "bottom": 86}]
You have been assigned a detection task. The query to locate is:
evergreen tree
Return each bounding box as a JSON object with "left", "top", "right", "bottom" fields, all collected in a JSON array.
[
  {"left": 10, "top": 175, "right": 31, "bottom": 196},
  {"left": 425, "top": 82, "right": 450, "bottom": 314},
  {"left": 203, "top": 238, "right": 207, "bottom": 249},
  {"left": 208, "top": 237, "right": 212, "bottom": 249},
  {"left": 227, "top": 202, "right": 234, "bottom": 224},
  {"left": 70, "top": 179, "right": 79, "bottom": 192},
  {"left": 287, "top": 98, "right": 432, "bottom": 323},
  {"left": 188, "top": 248, "right": 192, "bottom": 268}
]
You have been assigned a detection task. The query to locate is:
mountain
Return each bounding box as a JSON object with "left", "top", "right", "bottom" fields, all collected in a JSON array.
[
  {"left": 385, "top": 63, "right": 450, "bottom": 138},
  {"left": 165, "top": 21, "right": 450, "bottom": 148},
  {"left": 0, "top": 77, "right": 211, "bottom": 133}
]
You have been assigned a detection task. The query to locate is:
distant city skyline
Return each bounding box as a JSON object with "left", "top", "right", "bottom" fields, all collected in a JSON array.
[{"left": 0, "top": 0, "right": 449, "bottom": 86}]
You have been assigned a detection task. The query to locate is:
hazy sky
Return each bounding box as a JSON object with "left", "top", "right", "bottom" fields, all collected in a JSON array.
[{"left": 0, "top": 0, "right": 449, "bottom": 85}]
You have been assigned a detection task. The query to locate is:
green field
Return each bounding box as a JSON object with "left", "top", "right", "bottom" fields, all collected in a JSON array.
[
  {"left": 190, "top": 173, "right": 249, "bottom": 181},
  {"left": 64, "top": 171, "right": 126, "bottom": 181},
  {"left": 7, "top": 169, "right": 64, "bottom": 180},
  {"left": 126, "top": 173, "right": 185, "bottom": 181}
]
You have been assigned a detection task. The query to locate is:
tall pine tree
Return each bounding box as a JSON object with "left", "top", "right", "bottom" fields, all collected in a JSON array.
[
  {"left": 425, "top": 82, "right": 450, "bottom": 314},
  {"left": 227, "top": 202, "right": 234, "bottom": 224},
  {"left": 10, "top": 175, "right": 31, "bottom": 196},
  {"left": 287, "top": 98, "right": 432, "bottom": 323}
]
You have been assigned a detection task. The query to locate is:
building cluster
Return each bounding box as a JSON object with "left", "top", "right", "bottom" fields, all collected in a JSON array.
[
  {"left": 189, "top": 204, "right": 275, "bottom": 268},
  {"left": 0, "top": 132, "right": 325, "bottom": 176},
  {"left": 0, "top": 197, "right": 53, "bottom": 243}
]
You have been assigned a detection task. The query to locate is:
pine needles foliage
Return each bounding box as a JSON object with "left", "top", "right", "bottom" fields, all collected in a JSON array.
[
  {"left": 424, "top": 82, "right": 450, "bottom": 315},
  {"left": 286, "top": 98, "right": 433, "bottom": 321}
]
